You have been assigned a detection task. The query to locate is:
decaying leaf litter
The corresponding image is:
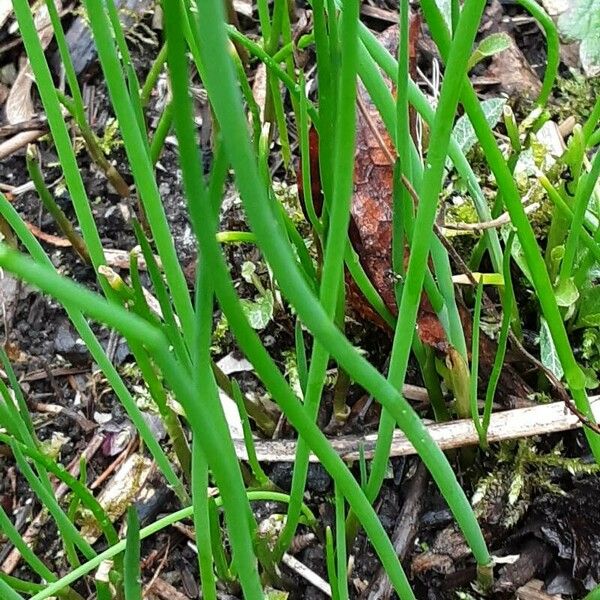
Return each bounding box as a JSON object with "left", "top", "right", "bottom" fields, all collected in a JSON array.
[{"left": 0, "top": 0, "right": 600, "bottom": 598}]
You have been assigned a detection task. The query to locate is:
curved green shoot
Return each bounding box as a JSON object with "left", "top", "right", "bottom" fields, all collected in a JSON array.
[
  {"left": 191, "top": 0, "right": 491, "bottom": 574},
  {"left": 516, "top": 0, "right": 559, "bottom": 106}
]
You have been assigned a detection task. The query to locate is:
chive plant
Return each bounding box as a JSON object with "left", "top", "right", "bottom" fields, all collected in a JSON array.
[{"left": 1, "top": 0, "right": 599, "bottom": 598}]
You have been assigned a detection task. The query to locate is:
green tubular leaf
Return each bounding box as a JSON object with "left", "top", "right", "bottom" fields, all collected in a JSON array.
[
  {"left": 208, "top": 497, "right": 231, "bottom": 581},
  {"left": 227, "top": 23, "right": 395, "bottom": 327},
  {"left": 3, "top": 194, "right": 414, "bottom": 597},
  {"left": 124, "top": 507, "right": 141, "bottom": 600},
  {"left": 335, "top": 483, "right": 349, "bottom": 600},
  {"left": 0, "top": 434, "right": 119, "bottom": 547},
  {"left": 344, "top": 242, "right": 396, "bottom": 328},
  {"left": 44, "top": 0, "right": 86, "bottom": 124},
  {"left": 191, "top": 440, "right": 217, "bottom": 600},
  {"left": 420, "top": 0, "right": 600, "bottom": 460},
  {"left": 94, "top": 580, "right": 112, "bottom": 600},
  {"left": 393, "top": 0, "right": 412, "bottom": 310},
  {"left": 356, "top": 39, "right": 467, "bottom": 351},
  {"left": 184, "top": 1, "right": 417, "bottom": 596},
  {"left": 81, "top": 0, "right": 195, "bottom": 348},
  {"left": 193, "top": 0, "right": 491, "bottom": 579},
  {"left": 104, "top": 0, "right": 147, "bottom": 142},
  {"left": 537, "top": 175, "right": 600, "bottom": 264},
  {"left": 150, "top": 101, "right": 174, "bottom": 164},
  {"left": 0, "top": 244, "right": 273, "bottom": 598},
  {"left": 560, "top": 150, "right": 600, "bottom": 284},
  {"left": 232, "top": 380, "right": 271, "bottom": 487},
  {"left": 470, "top": 282, "right": 485, "bottom": 444},
  {"left": 325, "top": 527, "right": 339, "bottom": 600},
  {"left": 164, "top": 2, "right": 262, "bottom": 595},
  {"left": 0, "top": 347, "right": 33, "bottom": 438},
  {"left": 225, "top": 25, "right": 320, "bottom": 128},
  {"left": 298, "top": 75, "right": 322, "bottom": 234},
  {"left": 141, "top": 43, "right": 168, "bottom": 107},
  {"left": 0, "top": 574, "right": 46, "bottom": 596},
  {"left": 132, "top": 221, "right": 192, "bottom": 372},
  {"left": 349, "top": 0, "right": 491, "bottom": 566},
  {"left": 10, "top": 440, "right": 96, "bottom": 561},
  {"left": 29, "top": 507, "right": 195, "bottom": 600},
  {"left": 0, "top": 379, "right": 32, "bottom": 446},
  {"left": 482, "top": 232, "right": 515, "bottom": 442},
  {"left": 12, "top": 0, "right": 106, "bottom": 268},
  {"left": 10, "top": 0, "right": 190, "bottom": 502},
  {"left": 583, "top": 97, "right": 600, "bottom": 145},
  {"left": 0, "top": 505, "right": 56, "bottom": 582},
  {"left": 0, "top": 577, "right": 26, "bottom": 600},
  {"left": 276, "top": 0, "right": 362, "bottom": 560},
  {"left": 294, "top": 318, "right": 308, "bottom": 395},
  {"left": 357, "top": 26, "right": 503, "bottom": 272},
  {"left": 0, "top": 196, "right": 187, "bottom": 502},
  {"left": 513, "top": 0, "right": 558, "bottom": 106}
]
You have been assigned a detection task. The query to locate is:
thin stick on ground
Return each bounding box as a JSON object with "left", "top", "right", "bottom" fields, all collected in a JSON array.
[{"left": 233, "top": 396, "right": 600, "bottom": 463}]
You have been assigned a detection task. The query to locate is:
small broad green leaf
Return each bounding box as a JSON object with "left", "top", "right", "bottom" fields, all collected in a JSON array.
[
  {"left": 540, "top": 317, "right": 564, "bottom": 380},
  {"left": 575, "top": 285, "right": 600, "bottom": 328},
  {"left": 508, "top": 472, "right": 524, "bottom": 505},
  {"left": 554, "top": 277, "right": 579, "bottom": 307},
  {"left": 468, "top": 33, "right": 512, "bottom": 70},
  {"left": 502, "top": 228, "right": 533, "bottom": 285},
  {"left": 448, "top": 98, "right": 507, "bottom": 165},
  {"left": 578, "top": 313, "right": 600, "bottom": 328},
  {"left": 265, "top": 589, "right": 289, "bottom": 600},
  {"left": 241, "top": 260, "right": 256, "bottom": 284},
  {"left": 557, "top": 0, "right": 600, "bottom": 77},
  {"left": 582, "top": 366, "right": 600, "bottom": 389},
  {"left": 582, "top": 328, "right": 600, "bottom": 360},
  {"left": 551, "top": 244, "right": 565, "bottom": 264},
  {"left": 240, "top": 290, "right": 274, "bottom": 330}
]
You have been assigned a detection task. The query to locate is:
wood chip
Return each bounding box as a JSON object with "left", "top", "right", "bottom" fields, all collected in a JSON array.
[
  {"left": 233, "top": 0, "right": 252, "bottom": 18},
  {"left": 81, "top": 452, "right": 152, "bottom": 543},
  {"left": 147, "top": 578, "right": 189, "bottom": 600},
  {"left": 360, "top": 4, "right": 398, "bottom": 23},
  {"left": 0, "top": 0, "right": 12, "bottom": 29},
  {"left": 517, "top": 579, "right": 563, "bottom": 600}
]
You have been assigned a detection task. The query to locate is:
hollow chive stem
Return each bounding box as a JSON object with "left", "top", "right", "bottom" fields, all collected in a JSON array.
[
  {"left": 26, "top": 145, "right": 90, "bottom": 264},
  {"left": 420, "top": 0, "right": 600, "bottom": 461},
  {"left": 275, "top": 0, "right": 362, "bottom": 560},
  {"left": 193, "top": 0, "right": 492, "bottom": 576},
  {"left": 515, "top": 0, "right": 559, "bottom": 107}
]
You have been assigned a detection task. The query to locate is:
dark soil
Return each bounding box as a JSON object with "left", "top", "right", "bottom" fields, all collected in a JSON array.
[{"left": 1, "top": 1, "right": 599, "bottom": 599}]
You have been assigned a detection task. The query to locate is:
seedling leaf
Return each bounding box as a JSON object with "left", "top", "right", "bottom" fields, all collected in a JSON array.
[
  {"left": 468, "top": 33, "right": 512, "bottom": 70},
  {"left": 557, "top": 0, "right": 600, "bottom": 77},
  {"left": 540, "top": 317, "right": 564, "bottom": 379},
  {"left": 554, "top": 277, "right": 579, "bottom": 307},
  {"left": 240, "top": 290, "right": 274, "bottom": 330},
  {"left": 448, "top": 98, "right": 507, "bottom": 165}
]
